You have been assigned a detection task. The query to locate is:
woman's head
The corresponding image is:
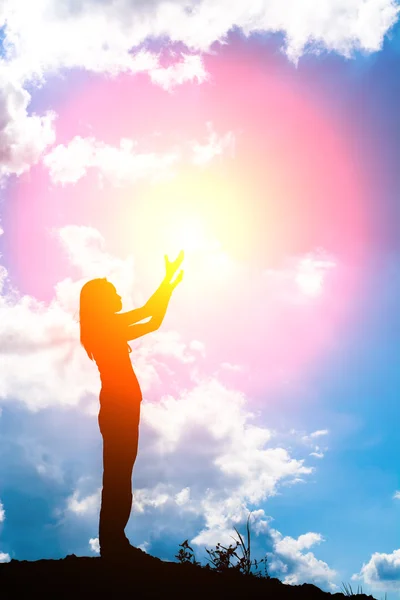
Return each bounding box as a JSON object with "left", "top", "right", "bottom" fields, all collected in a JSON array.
[
  {"left": 79, "top": 278, "right": 122, "bottom": 359},
  {"left": 80, "top": 278, "right": 122, "bottom": 315}
]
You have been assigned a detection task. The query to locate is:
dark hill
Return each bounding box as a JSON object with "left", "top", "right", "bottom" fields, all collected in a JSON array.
[{"left": 0, "top": 550, "right": 377, "bottom": 599}]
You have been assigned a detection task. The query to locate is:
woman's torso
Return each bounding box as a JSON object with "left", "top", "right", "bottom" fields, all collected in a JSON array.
[{"left": 92, "top": 316, "right": 142, "bottom": 410}]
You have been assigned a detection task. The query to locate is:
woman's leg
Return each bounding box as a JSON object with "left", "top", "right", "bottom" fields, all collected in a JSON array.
[{"left": 98, "top": 405, "right": 140, "bottom": 555}]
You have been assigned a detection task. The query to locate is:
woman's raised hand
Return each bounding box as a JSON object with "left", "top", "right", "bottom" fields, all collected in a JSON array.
[
  {"left": 164, "top": 250, "right": 184, "bottom": 283},
  {"left": 170, "top": 269, "right": 184, "bottom": 290}
]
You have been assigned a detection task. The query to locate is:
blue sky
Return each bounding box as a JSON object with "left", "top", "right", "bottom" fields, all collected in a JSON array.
[{"left": 0, "top": 2, "right": 399, "bottom": 598}]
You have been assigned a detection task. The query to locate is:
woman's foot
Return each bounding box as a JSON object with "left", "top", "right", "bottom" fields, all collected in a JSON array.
[{"left": 100, "top": 542, "right": 145, "bottom": 562}]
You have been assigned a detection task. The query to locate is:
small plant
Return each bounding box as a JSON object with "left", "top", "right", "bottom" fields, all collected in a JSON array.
[
  {"left": 175, "top": 539, "right": 201, "bottom": 566},
  {"left": 341, "top": 581, "right": 388, "bottom": 599},
  {"left": 177, "top": 513, "right": 270, "bottom": 579},
  {"left": 226, "top": 513, "right": 269, "bottom": 579},
  {"left": 237, "top": 514, "right": 269, "bottom": 578},
  {"left": 341, "top": 581, "right": 364, "bottom": 596},
  {"left": 205, "top": 539, "right": 241, "bottom": 573}
]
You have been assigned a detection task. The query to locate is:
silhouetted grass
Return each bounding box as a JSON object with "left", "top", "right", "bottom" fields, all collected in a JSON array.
[
  {"left": 177, "top": 513, "right": 388, "bottom": 599},
  {"left": 341, "top": 582, "right": 364, "bottom": 596},
  {"left": 340, "top": 582, "right": 387, "bottom": 600},
  {"left": 176, "top": 513, "right": 268, "bottom": 578}
]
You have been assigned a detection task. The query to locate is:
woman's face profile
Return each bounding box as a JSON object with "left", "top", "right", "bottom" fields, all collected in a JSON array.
[{"left": 104, "top": 283, "right": 122, "bottom": 314}]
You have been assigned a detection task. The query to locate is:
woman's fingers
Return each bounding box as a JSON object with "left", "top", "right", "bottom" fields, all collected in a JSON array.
[
  {"left": 171, "top": 269, "right": 183, "bottom": 289},
  {"left": 175, "top": 250, "right": 184, "bottom": 270},
  {"left": 164, "top": 250, "right": 184, "bottom": 280}
]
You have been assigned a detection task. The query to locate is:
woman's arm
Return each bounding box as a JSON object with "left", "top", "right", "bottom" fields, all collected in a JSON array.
[
  {"left": 126, "top": 271, "right": 183, "bottom": 341},
  {"left": 116, "top": 251, "right": 184, "bottom": 328},
  {"left": 116, "top": 278, "right": 170, "bottom": 328}
]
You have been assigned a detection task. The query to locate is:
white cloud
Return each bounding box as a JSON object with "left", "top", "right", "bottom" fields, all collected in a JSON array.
[
  {"left": 89, "top": 537, "right": 100, "bottom": 554},
  {"left": 0, "top": 0, "right": 397, "bottom": 86},
  {"left": 143, "top": 378, "right": 251, "bottom": 453},
  {"left": 0, "top": 501, "right": 5, "bottom": 522},
  {"left": 66, "top": 489, "right": 100, "bottom": 516},
  {"left": 309, "top": 450, "right": 325, "bottom": 458},
  {"left": 56, "top": 224, "right": 137, "bottom": 300},
  {"left": 140, "top": 378, "right": 314, "bottom": 537},
  {"left": 220, "top": 362, "right": 243, "bottom": 372},
  {"left": 0, "top": 0, "right": 397, "bottom": 179},
  {"left": 264, "top": 249, "right": 336, "bottom": 301},
  {"left": 188, "top": 511, "right": 339, "bottom": 591},
  {"left": 189, "top": 340, "right": 206, "bottom": 357},
  {"left": 43, "top": 124, "right": 235, "bottom": 187},
  {"left": 298, "top": 429, "right": 329, "bottom": 460},
  {"left": 123, "top": 326, "right": 209, "bottom": 396},
  {"left": 300, "top": 430, "right": 329, "bottom": 445},
  {"left": 149, "top": 53, "right": 208, "bottom": 91},
  {"left": 137, "top": 541, "right": 150, "bottom": 553},
  {"left": 142, "top": 330, "right": 198, "bottom": 365},
  {"left": 57, "top": 224, "right": 120, "bottom": 271},
  {"left": 295, "top": 253, "right": 336, "bottom": 297},
  {"left": 132, "top": 485, "right": 171, "bottom": 513},
  {"left": 351, "top": 549, "right": 400, "bottom": 592},
  {"left": 0, "top": 552, "right": 10, "bottom": 563},
  {"left": 0, "top": 66, "right": 56, "bottom": 179},
  {"left": 0, "top": 2, "right": 208, "bottom": 83},
  {"left": 43, "top": 136, "right": 180, "bottom": 186},
  {"left": 309, "top": 429, "right": 329, "bottom": 438},
  {"left": 214, "top": 439, "right": 311, "bottom": 504},
  {"left": 175, "top": 487, "right": 191, "bottom": 506},
  {"left": 0, "top": 292, "right": 92, "bottom": 411},
  {"left": 393, "top": 491, "right": 400, "bottom": 500},
  {"left": 266, "top": 529, "right": 339, "bottom": 591},
  {"left": 191, "top": 122, "right": 235, "bottom": 166}
]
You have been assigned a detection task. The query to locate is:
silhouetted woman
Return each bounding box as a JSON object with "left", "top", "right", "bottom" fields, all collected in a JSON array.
[{"left": 79, "top": 251, "right": 184, "bottom": 560}]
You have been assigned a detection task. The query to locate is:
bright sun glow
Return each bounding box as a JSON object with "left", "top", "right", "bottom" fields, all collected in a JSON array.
[
  {"left": 165, "top": 214, "right": 234, "bottom": 279},
  {"left": 126, "top": 169, "right": 252, "bottom": 268},
  {"left": 168, "top": 216, "right": 210, "bottom": 254}
]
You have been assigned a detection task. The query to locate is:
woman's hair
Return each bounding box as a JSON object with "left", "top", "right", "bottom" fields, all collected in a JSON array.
[{"left": 79, "top": 278, "right": 116, "bottom": 360}]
